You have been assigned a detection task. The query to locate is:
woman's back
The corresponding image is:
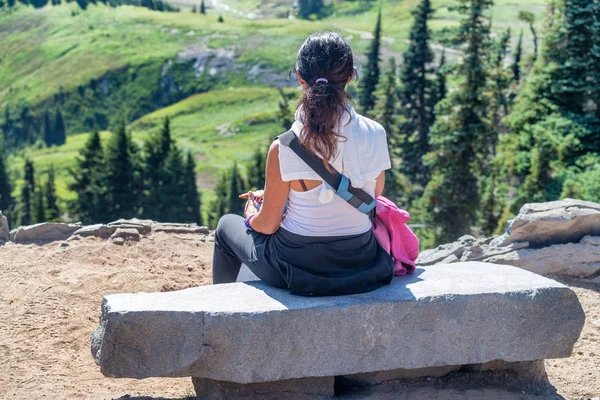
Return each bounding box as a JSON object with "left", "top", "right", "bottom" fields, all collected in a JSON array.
[{"left": 279, "top": 105, "right": 391, "bottom": 237}]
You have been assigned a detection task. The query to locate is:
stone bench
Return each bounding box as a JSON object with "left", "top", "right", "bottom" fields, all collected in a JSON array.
[{"left": 91, "top": 262, "right": 585, "bottom": 398}]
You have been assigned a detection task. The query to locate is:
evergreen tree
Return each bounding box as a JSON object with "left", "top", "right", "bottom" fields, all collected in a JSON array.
[
  {"left": 358, "top": 8, "right": 382, "bottom": 115},
  {"left": 374, "top": 57, "right": 402, "bottom": 203},
  {"left": 45, "top": 165, "right": 60, "bottom": 221},
  {"left": 54, "top": 108, "right": 66, "bottom": 146},
  {"left": 69, "top": 129, "right": 108, "bottom": 224},
  {"left": 200, "top": 0, "right": 205, "bottom": 14},
  {"left": 143, "top": 116, "right": 174, "bottom": 221},
  {"left": 421, "top": 0, "right": 493, "bottom": 244},
  {"left": 217, "top": 14, "right": 224, "bottom": 22},
  {"left": 8, "top": 0, "right": 16, "bottom": 7},
  {"left": 0, "top": 147, "right": 13, "bottom": 217},
  {"left": 227, "top": 162, "right": 246, "bottom": 215},
  {"left": 518, "top": 11, "right": 538, "bottom": 62},
  {"left": 42, "top": 110, "right": 54, "bottom": 146},
  {"left": 209, "top": 171, "right": 229, "bottom": 229},
  {"left": 162, "top": 145, "right": 187, "bottom": 222},
  {"left": 436, "top": 49, "right": 447, "bottom": 104},
  {"left": 105, "top": 120, "right": 140, "bottom": 220},
  {"left": 184, "top": 152, "right": 202, "bottom": 224},
  {"left": 246, "top": 147, "right": 267, "bottom": 191},
  {"left": 33, "top": 184, "right": 45, "bottom": 224},
  {"left": 397, "top": 0, "right": 435, "bottom": 189},
  {"left": 76, "top": 0, "right": 87, "bottom": 9},
  {"left": 278, "top": 88, "right": 294, "bottom": 130},
  {"left": 489, "top": 28, "right": 512, "bottom": 131},
  {"left": 191, "top": 4, "right": 196, "bottom": 12},
  {"left": 30, "top": 0, "right": 48, "bottom": 8},
  {"left": 297, "top": 0, "right": 324, "bottom": 19},
  {"left": 512, "top": 30, "right": 523, "bottom": 83},
  {"left": 19, "top": 159, "right": 36, "bottom": 226}
]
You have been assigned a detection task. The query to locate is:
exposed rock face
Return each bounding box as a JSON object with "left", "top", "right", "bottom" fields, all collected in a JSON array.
[
  {"left": 0, "top": 211, "right": 8, "bottom": 243},
  {"left": 10, "top": 222, "right": 82, "bottom": 244},
  {"left": 417, "top": 199, "right": 600, "bottom": 279},
  {"left": 73, "top": 224, "right": 117, "bottom": 238},
  {"left": 107, "top": 219, "right": 153, "bottom": 235},
  {"left": 91, "top": 262, "right": 584, "bottom": 384}
]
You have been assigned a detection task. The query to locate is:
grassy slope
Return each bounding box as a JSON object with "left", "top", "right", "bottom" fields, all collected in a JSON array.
[{"left": 2, "top": 0, "right": 546, "bottom": 211}]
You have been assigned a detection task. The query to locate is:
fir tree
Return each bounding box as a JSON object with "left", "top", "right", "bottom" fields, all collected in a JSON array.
[
  {"left": 42, "top": 110, "right": 54, "bottom": 146},
  {"left": 30, "top": 0, "right": 48, "bottom": 8},
  {"left": 398, "top": 0, "right": 435, "bottom": 189},
  {"left": 227, "top": 162, "right": 246, "bottom": 216},
  {"left": 518, "top": 11, "right": 538, "bottom": 62},
  {"left": 278, "top": 88, "right": 294, "bottom": 130},
  {"left": 489, "top": 28, "right": 512, "bottom": 131},
  {"left": 54, "top": 108, "right": 66, "bottom": 146},
  {"left": 0, "top": 147, "right": 13, "bottom": 217},
  {"left": 297, "top": 0, "right": 323, "bottom": 19},
  {"left": 76, "top": 0, "right": 87, "bottom": 9},
  {"left": 69, "top": 129, "right": 108, "bottom": 224},
  {"left": 33, "top": 184, "right": 45, "bottom": 223},
  {"left": 358, "top": 8, "right": 382, "bottom": 115},
  {"left": 45, "top": 165, "right": 60, "bottom": 221},
  {"left": 512, "top": 30, "right": 523, "bottom": 83},
  {"left": 163, "top": 145, "right": 187, "bottom": 222},
  {"left": 246, "top": 147, "right": 266, "bottom": 191},
  {"left": 200, "top": 0, "right": 205, "bottom": 14},
  {"left": 19, "top": 159, "right": 36, "bottom": 226},
  {"left": 184, "top": 152, "right": 202, "bottom": 225},
  {"left": 143, "top": 116, "right": 173, "bottom": 221},
  {"left": 217, "top": 14, "right": 224, "bottom": 22},
  {"left": 105, "top": 120, "right": 140, "bottom": 220},
  {"left": 209, "top": 172, "right": 229, "bottom": 229},
  {"left": 422, "top": 0, "right": 493, "bottom": 244},
  {"left": 436, "top": 49, "right": 448, "bottom": 104}
]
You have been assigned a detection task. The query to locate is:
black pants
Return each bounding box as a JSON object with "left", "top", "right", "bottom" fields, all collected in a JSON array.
[{"left": 212, "top": 214, "right": 288, "bottom": 288}]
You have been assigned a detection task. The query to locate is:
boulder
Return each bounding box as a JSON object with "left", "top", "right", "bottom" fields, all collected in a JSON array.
[
  {"left": 152, "top": 222, "right": 210, "bottom": 235},
  {"left": 107, "top": 219, "right": 152, "bottom": 235},
  {"left": 73, "top": 224, "right": 117, "bottom": 238},
  {"left": 91, "top": 262, "right": 584, "bottom": 384},
  {"left": 491, "top": 198, "right": 600, "bottom": 248},
  {"left": 10, "top": 222, "right": 82, "bottom": 244},
  {"left": 416, "top": 235, "right": 478, "bottom": 266},
  {"left": 110, "top": 228, "right": 140, "bottom": 243},
  {"left": 0, "top": 211, "right": 8, "bottom": 243}
]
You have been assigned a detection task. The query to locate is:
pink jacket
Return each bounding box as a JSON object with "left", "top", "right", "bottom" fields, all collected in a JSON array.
[{"left": 372, "top": 196, "right": 419, "bottom": 276}]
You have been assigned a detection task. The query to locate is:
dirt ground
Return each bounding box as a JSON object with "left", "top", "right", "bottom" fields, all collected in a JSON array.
[{"left": 0, "top": 233, "right": 598, "bottom": 400}]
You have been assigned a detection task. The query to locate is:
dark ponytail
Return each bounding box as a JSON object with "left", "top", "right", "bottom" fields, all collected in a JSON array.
[{"left": 295, "top": 32, "right": 355, "bottom": 167}]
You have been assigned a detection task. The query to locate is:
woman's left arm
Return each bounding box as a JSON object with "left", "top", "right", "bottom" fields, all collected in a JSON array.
[
  {"left": 245, "top": 141, "right": 289, "bottom": 235},
  {"left": 374, "top": 170, "right": 386, "bottom": 198}
]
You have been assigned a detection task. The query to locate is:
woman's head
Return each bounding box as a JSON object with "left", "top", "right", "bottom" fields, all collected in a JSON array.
[{"left": 295, "top": 32, "right": 355, "bottom": 164}]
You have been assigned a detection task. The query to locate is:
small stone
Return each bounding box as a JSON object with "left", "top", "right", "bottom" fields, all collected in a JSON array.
[
  {"left": 112, "top": 237, "right": 125, "bottom": 246},
  {"left": 110, "top": 228, "right": 140, "bottom": 242},
  {"left": 58, "top": 241, "right": 69, "bottom": 248}
]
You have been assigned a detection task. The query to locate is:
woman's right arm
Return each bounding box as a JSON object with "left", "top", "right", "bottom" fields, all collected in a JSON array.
[{"left": 375, "top": 170, "right": 385, "bottom": 198}]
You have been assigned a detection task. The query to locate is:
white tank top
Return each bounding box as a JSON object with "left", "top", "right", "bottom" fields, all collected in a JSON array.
[{"left": 278, "top": 105, "right": 391, "bottom": 237}]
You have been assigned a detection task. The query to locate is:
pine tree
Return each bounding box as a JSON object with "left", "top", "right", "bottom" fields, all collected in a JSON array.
[
  {"left": 42, "top": 110, "right": 54, "bottom": 146},
  {"left": 69, "top": 129, "right": 108, "bottom": 224},
  {"left": 0, "top": 147, "right": 13, "bottom": 217},
  {"left": 397, "top": 0, "right": 435, "bottom": 189},
  {"left": 19, "top": 159, "right": 36, "bottom": 226},
  {"left": 54, "top": 108, "right": 66, "bottom": 146},
  {"left": 227, "top": 162, "right": 246, "bottom": 215},
  {"left": 184, "top": 152, "right": 202, "bottom": 225},
  {"left": 512, "top": 30, "right": 523, "bottom": 83},
  {"left": 45, "top": 165, "right": 60, "bottom": 221},
  {"left": 421, "top": 0, "right": 493, "bottom": 244},
  {"left": 297, "top": 0, "right": 323, "bottom": 19},
  {"left": 76, "top": 0, "right": 87, "bottom": 9},
  {"left": 209, "top": 171, "right": 229, "bottom": 229},
  {"left": 278, "top": 88, "right": 293, "bottom": 130},
  {"left": 358, "top": 8, "right": 382, "bottom": 115},
  {"left": 200, "top": 0, "right": 205, "bottom": 14},
  {"left": 489, "top": 28, "right": 512, "bottom": 131},
  {"left": 518, "top": 11, "right": 538, "bottom": 62},
  {"left": 162, "top": 145, "right": 187, "bottom": 222},
  {"left": 436, "top": 49, "right": 447, "bottom": 104},
  {"left": 105, "top": 120, "right": 139, "bottom": 220},
  {"left": 217, "top": 14, "right": 224, "bottom": 22},
  {"left": 30, "top": 0, "right": 48, "bottom": 8},
  {"left": 143, "top": 116, "right": 174, "bottom": 221},
  {"left": 33, "top": 184, "right": 45, "bottom": 224},
  {"left": 246, "top": 147, "right": 266, "bottom": 191}
]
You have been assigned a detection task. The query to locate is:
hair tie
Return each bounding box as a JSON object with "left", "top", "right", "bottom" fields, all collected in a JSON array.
[{"left": 315, "top": 78, "right": 329, "bottom": 84}]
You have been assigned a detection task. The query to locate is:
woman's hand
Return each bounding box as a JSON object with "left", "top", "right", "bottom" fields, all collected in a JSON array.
[{"left": 243, "top": 191, "right": 263, "bottom": 218}]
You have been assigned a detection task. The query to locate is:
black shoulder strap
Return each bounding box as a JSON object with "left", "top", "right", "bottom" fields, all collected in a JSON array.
[{"left": 278, "top": 130, "right": 377, "bottom": 219}]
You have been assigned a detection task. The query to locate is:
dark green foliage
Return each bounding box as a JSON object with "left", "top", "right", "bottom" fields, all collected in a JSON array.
[
  {"left": 200, "top": 0, "right": 205, "bottom": 14},
  {"left": 358, "top": 8, "right": 382, "bottom": 115},
  {"left": 42, "top": 110, "right": 53, "bottom": 146},
  {"left": 0, "top": 147, "right": 13, "bottom": 217},
  {"left": 105, "top": 120, "right": 141, "bottom": 220},
  {"left": 246, "top": 147, "right": 267, "bottom": 191},
  {"left": 45, "top": 166, "right": 60, "bottom": 221},
  {"left": 33, "top": 184, "right": 45, "bottom": 224},
  {"left": 436, "top": 50, "right": 447, "bottom": 104},
  {"left": 161, "top": 145, "right": 187, "bottom": 222},
  {"left": 191, "top": 4, "right": 196, "bottom": 12},
  {"left": 398, "top": 0, "right": 436, "bottom": 190},
  {"left": 209, "top": 172, "right": 229, "bottom": 229},
  {"left": 488, "top": 28, "right": 512, "bottom": 139},
  {"left": 30, "top": 0, "right": 48, "bottom": 8},
  {"left": 19, "top": 159, "right": 36, "bottom": 226},
  {"left": 69, "top": 129, "right": 108, "bottom": 224},
  {"left": 8, "top": 0, "right": 16, "bottom": 7},
  {"left": 512, "top": 30, "right": 523, "bottom": 83},
  {"left": 297, "top": 0, "right": 324, "bottom": 19},
  {"left": 51, "top": 0, "right": 60, "bottom": 5},
  {"left": 227, "top": 162, "right": 246, "bottom": 215},
  {"left": 76, "top": 0, "right": 87, "bottom": 10},
  {"left": 184, "top": 152, "right": 202, "bottom": 225},
  {"left": 277, "top": 88, "right": 294, "bottom": 130},
  {"left": 518, "top": 11, "right": 538, "bottom": 62},
  {"left": 217, "top": 14, "right": 224, "bottom": 23},
  {"left": 421, "top": 0, "right": 493, "bottom": 244},
  {"left": 54, "top": 108, "right": 66, "bottom": 146}
]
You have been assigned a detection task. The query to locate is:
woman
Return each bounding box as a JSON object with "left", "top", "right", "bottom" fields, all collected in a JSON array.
[{"left": 212, "top": 31, "right": 394, "bottom": 296}]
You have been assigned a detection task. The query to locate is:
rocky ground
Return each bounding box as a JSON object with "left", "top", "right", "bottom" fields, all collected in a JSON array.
[{"left": 0, "top": 230, "right": 598, "bottom": 400}]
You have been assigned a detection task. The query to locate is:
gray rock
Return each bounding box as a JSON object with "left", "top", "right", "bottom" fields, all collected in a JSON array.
[
  {"left": 0, "top": 211, "right": 9, "bottom": 243},
  {"left": 416, "top": 235, "right": 477, "bottom": 266},
  {"left": 491, "top": 198, "right": 600, "bottom": 248},
  {"left": 192, "top": 376, "right": 334, "bottom": 400},
  {"left": 10, "top": 222, "right": 82, "bottom": 244},
  {"left": 110, "top": 228, "right": 140, "bottom": 242},
  {"left": 112, "top": 237, "right": 125, "bottom": 246},
  {"left": 152, "top": 223, "right": 210, "bottom": 235},
  {"left": 73, "top": 224, "right": 117, "bottom": 238},
  {"left": 91, "top": 262, "right": 584, "bottom": 384},
  {"left": 107, "top": 219, "right": 152, "bottom": 235},
  {"left": 483, "top": 236, "right": 600, "bottom": 278}
]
